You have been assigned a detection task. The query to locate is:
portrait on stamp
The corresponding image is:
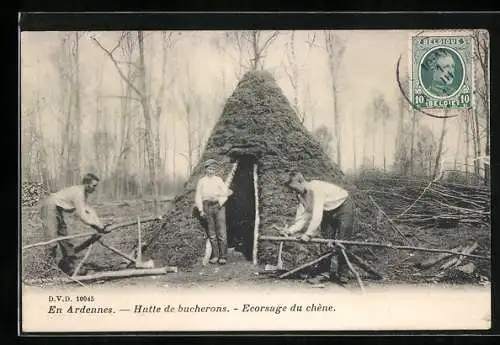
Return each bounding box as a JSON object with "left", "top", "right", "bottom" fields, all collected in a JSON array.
[{"left": 412, "top": 36, "right": 473, "bottom": 109}]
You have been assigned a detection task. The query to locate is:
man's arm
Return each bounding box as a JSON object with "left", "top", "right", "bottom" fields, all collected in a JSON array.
[
  {"left": 286, "top": 203, "right": 309, "bottom": 235},
  {"left": 195, "top": 178, "right": 204, "bottom": 213},
  {"left": 303, "top": 189, "right": 325, "bottom": 237},
  {"left": 74, "top": 190, "right": 104, "bottom": 231}
]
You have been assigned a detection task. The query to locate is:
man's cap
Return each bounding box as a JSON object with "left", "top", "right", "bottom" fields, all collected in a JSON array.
[{"left": 203, "top": 159, "right": 219, "bottom": 168}]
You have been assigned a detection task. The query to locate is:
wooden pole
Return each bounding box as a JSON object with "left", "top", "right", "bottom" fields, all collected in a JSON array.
[
  {"left": 97, "top": 240, "right": 137, "bottom": 263},
  {"left": 137, "top": 216, "right": 142, "bottom": 264},
  {"left": 339, "top": 245, "right": 365, "bottom": 293},
  {"left": 279, "top": 251, "right": 334, "bottom": 279},
  {"left": 72, "top": 244, "right": 94, "bottom": 278},
  {"left": 252, "top": 163, "right": 260, "bottom": 265},
  {"left": 259, "top": 236, "right": 489, "bottom": 260},
  {"left": 68, "top": 267, "right": 177, "bottom": 283},
  {"left": 23, "top": 217, "right": 160, "bottom": 251}
]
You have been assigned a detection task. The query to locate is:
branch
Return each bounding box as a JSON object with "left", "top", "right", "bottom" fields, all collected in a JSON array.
[
  {"left": 259, "top": 236, "right": 490, "bottom": 260},
  {"left": 91, "top": 37, "right": 143, "bottom": 97},
  {"left": 260, "top": 31, "right": 280, "bottom": 53},
  {"left": 99, "top": 95, "right": 142, "bottom": 103}
]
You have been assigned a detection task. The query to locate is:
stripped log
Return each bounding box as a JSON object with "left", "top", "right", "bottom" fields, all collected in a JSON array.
[
  {"left": 23, "top": 217, "right": 161, "bottom": 250},
  {"left": 279, "top": 251, "right": 334, "bottom": 279},
  {"left": 259, "top": 236, "right": 489, "bottom": 260},
  {"left": 68, "top": 267, "right": 177, "bottom": 283},
  {"left": 440, "top": 242, "right": 479, "bottom": 270}
]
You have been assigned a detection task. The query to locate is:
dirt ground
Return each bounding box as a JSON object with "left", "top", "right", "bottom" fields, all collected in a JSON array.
[{"left": 21, "top": 197, "right": 490, "bottom": 289}]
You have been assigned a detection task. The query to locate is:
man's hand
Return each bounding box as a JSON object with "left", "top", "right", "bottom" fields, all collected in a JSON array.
[
  {"left": 200, "top": 211, "right": 206, "bottom": 218},
  {"left": 297, "top": 234, "right": 311, "bottom": 242},
  {"left": 94, "top": 223, "right": 112, "bottom": 234},
  {"left": 278, "top": 227, "right": 292, "bottom": 237}
]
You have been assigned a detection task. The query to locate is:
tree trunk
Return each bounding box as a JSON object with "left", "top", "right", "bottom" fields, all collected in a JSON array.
[
  {"left": 433, "top": 116, "right": 448, "bottom": 179},
  {"left": 382, "top": 116, "right": 386, "bottom": 171},
  {"left": 72, "top": 32, "right": 81, "bottom": 185},
  {"left": 472, "top": 107, "right": 482, "bottom": 180},
  {"left": 137, "top": 31, "right": 157, "bottom": 198},
  {"left": 352, "top": 115, "right": 357, "bottom": 171},
  {"left": 410, "top": 109, "right": 417, "bottom": 175},
  {"left": 454, "top": 116, "right": 463, "bottom": 171},
  {"left": 332, "top": 85, "right": 342, "bottom": 169},
  {"left": 465, "top": 110, "right": 470, "bottom": 182}
]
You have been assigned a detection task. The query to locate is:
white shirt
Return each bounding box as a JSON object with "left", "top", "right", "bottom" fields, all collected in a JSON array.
[
  {"left": 195, "top": 175, "right": 233, "bottom": 212},
  {"left": 48, "top": 185, "right": 103, "bottom": 228},
  {"left": 287, "top": 180, "right": 349, "bottom": 236}
]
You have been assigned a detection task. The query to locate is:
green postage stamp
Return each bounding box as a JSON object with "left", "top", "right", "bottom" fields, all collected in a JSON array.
[{"left": 411, "top": 33, "right": 474, "bottom": 109}]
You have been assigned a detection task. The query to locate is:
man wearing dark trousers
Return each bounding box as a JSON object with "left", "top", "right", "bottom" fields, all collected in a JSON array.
[
  {"left": 195, "top": 159, "right": 233, "bottom": 265},
  {"left": 284, "top": 171, "right": 355, "bottom": 283},
  {"left": 40, "top": 173, "right": 107, "bottom": 276}
]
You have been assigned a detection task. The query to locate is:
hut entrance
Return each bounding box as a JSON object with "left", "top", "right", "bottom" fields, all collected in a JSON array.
[{"left": 226, "top": 156, "right": 258, "bottom": 262}]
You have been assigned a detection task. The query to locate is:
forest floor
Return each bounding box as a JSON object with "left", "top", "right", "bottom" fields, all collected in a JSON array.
[{"left": 21, "top": 195, "right": 490, "bottom": 290}]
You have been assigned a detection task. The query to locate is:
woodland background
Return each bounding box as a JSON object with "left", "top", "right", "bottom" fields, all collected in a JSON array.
[{"left": 20, "top": 30, "right": 490, "bottom": 201}]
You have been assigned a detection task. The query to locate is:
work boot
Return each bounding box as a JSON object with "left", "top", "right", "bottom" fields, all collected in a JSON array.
[
  {"left": 209, "top": 257, "right": 219, "bottom": 264},
  {"left": 58, "top": 258, "right": 75, "bottom": 276},
  {"left": 218, "top": 258, "right": 227, "bottom": 265}
]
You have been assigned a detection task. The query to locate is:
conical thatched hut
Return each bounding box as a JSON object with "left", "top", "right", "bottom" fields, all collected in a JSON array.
[{"left": 142, "top": 70, "right": 351, "bottom": 270}]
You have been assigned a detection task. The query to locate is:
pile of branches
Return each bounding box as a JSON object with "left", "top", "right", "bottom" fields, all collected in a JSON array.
[{"left": 354, "top": 175, "right": 490, "bottom": 229}]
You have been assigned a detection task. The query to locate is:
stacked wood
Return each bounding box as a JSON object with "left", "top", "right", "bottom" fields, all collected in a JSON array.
[{"left": 354, "top": 175, "right": 490, "bottom": 228}]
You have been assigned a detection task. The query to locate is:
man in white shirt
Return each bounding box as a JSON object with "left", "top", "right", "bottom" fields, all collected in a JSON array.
[
  {"left": 39, "top": 173, "right": 107, "bottom": 276},
  {"left": 283, "top": 171, "right": 354, "bottom": 283},
  {"left": 195, "top": 159, "right": 233, "bottom": 265}
]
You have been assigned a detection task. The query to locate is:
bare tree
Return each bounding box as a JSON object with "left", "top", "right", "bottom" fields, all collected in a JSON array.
[
  {"left": 324, "top": 31, "right": 345, "bottom": 169},
  {"left": 91, "top": 31, "right": 178, "bottom": 202},
  {"left": 51, "top": 32, "right": 82, "bottom": 188},
  {"left": 433, "top": 112, "right": 448, "bottom": 179},
  {"left": 472, "top": 30, "right": 490, "bottom": 183},
  {"left": 313, "top": 125, "right": 334, "bottom": 160},
  {"left": 223, "top": 30, "right": 280, "bottom": 77},
  {"left": 282, "top": 31, "right": 316, "bottom": 123},
  {"left": 372, "top": 93, "right": 391, "bottom": 171}
]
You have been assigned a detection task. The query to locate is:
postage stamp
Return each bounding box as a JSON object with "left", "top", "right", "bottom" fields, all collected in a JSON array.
[{"left": 411, "top": 34, "right": 474, "bottom": 110}]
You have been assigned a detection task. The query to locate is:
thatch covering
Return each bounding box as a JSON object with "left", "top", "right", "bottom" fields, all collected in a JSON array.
[{"left": 142, "top": 70, "right": 349, "bottom": 269}]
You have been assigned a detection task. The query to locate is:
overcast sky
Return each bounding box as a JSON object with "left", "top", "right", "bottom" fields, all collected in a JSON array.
[{"left": 21, "top": 30, "right": 481, "bottom": 177}]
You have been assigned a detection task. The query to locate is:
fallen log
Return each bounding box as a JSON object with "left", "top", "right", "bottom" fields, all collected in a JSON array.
[
  {"left": 440, "top": 242, "right": 479, "bottom": 270},
  {"left": 67, "top": 267, "right": 177, "bottom": 283},
  {"left": 415, "top": 245, "right": 465, "bottom": 270},
  {"left": 259, "top": 236, "right": 490, "bottom": 260}
]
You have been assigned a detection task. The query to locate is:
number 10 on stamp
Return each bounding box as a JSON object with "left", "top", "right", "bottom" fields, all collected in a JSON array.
[{"left": 411, "top": 34, "right": 474, "bottom": 109}]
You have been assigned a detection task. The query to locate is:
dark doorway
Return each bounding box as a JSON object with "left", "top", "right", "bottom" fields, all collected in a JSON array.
[{"left": 226, "top": 156, "right": 256, "bottom": 261}]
